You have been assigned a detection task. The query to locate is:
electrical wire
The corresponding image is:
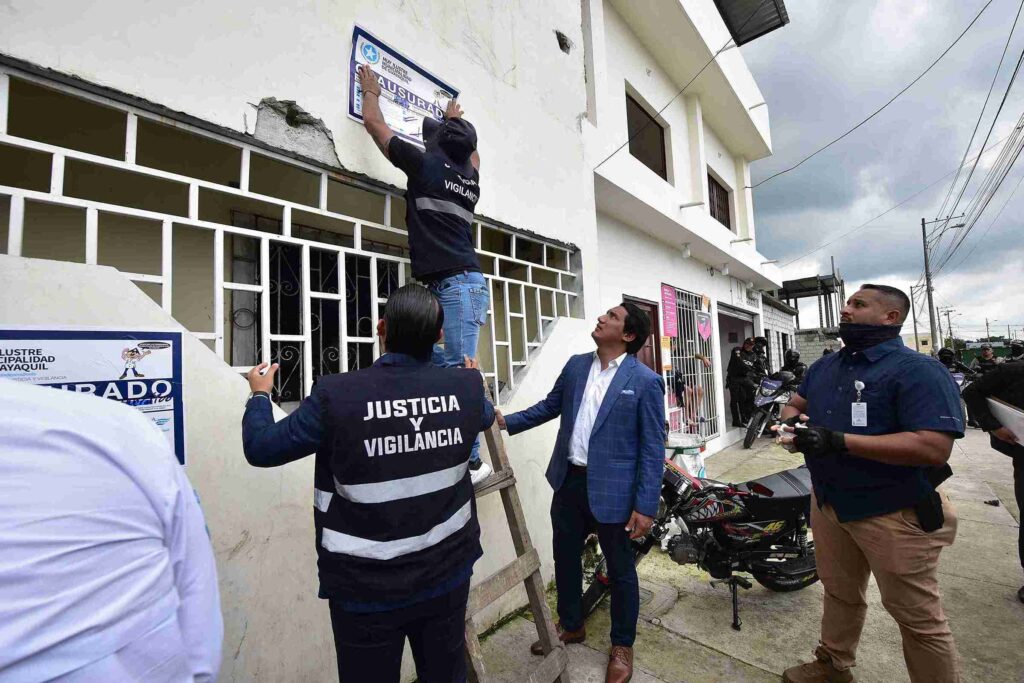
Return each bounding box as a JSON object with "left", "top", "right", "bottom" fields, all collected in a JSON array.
[
  {"left": 934, "top": 0, "right": 1024, "bottom": 221},
  {"left": 779, "top": 133, "right": 1009, "bottom": 267},
  {"left": 944, "top": 171, "right": 1024, "bottom": 272},
  {"left": 751, "top": 0, "right": 995, "bottom": 189},
  {"left": 591, "top": 0, "right": 770, "bottom": 173}
]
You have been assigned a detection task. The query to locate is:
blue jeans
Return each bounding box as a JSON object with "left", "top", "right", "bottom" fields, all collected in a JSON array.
[{"left": 429, "top": 271, "right": 489, "bottom": 464}]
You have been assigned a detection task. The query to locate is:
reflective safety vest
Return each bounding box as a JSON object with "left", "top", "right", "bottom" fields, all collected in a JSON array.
[{"left": 312, "top": 354, "right": 485, "bottom": 606}]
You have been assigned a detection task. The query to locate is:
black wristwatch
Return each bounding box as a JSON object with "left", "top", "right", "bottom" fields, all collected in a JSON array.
[{"left": 248, "top": 390, "right": 271, "bottom": 402}]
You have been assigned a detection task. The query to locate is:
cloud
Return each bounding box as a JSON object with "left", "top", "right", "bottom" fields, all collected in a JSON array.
[{"left": 739, "top": 0, "right": 1024, "bottom": 338}]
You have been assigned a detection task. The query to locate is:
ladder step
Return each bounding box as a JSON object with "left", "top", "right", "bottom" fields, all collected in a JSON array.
[
  {"left": 467, "top": 547, "right": 541, "bottom": 617},
  {"left": 472, "top": 468, "right": 516, "bottom": 498},
  {"left": 527, "top": 646, "right": 570, "bottom": 683}
]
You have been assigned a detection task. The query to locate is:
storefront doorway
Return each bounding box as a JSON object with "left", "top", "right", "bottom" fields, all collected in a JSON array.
[{"left": 718, "top": 307, "right": 755, "bottom": 430}]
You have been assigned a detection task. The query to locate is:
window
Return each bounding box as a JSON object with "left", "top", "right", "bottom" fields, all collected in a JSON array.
[
  {"left": 626, "top": 94, "right": 667, "bottom": 180},
  {"left": 708, "top": 172, "right": 731, "bottom": 229},
  {"left": 921, "top": 339, "right": 929, "bottom": 347}
]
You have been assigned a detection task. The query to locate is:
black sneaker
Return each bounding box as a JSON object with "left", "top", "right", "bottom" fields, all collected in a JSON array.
[{"left": 470, "top": 460, "right": 492, "bottom": 487}]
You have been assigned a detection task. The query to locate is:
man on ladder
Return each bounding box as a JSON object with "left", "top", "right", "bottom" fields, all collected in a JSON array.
[{"left": 357, "top": 63, "right": 492, "bottom": 486}]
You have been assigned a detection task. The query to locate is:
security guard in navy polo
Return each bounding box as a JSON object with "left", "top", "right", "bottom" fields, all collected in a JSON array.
[
  {"left": 242, "top": 284, "right": 494, "bottom": 683},
  {"left": 774, "top": 284, "right": 964, "bottom": 683}
]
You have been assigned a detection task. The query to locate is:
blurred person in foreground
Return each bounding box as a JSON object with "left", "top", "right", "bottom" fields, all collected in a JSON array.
[{"left": 0, "top": 379, "right": 222, "bottom": 682}]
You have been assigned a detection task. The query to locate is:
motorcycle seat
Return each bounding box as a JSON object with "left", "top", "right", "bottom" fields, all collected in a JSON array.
[
  {"left": 740, "top": 467, "right": 813, "bottom": 519},
  {"left": 745, "top": 467, "right": 812, "bottom": 499}
]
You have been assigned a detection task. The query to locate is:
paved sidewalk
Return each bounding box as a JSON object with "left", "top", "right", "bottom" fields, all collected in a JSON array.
[{"left": 479, "top": 429, "right": 1023, "bottom": 682}]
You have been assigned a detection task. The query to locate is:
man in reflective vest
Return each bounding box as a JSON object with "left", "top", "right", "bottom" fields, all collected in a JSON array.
[{"left": 242, "top": 284, "right": 494, "bottom": 683}]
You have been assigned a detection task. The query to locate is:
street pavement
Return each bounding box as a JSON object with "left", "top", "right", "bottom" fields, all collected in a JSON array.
[{"left": 479, "top": 428, "right": 1024, "bottom": 682}]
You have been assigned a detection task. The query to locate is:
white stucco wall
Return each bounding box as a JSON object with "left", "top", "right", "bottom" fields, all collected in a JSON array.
[
  {"left": 595, "top": 212, "right": 761, "bottom": 453},
  {"left": 0, "top": 0, "right": 604, "bottom": 322},
  {"left": 703, "top": 122, "right": 737, "bottom": 191},
  {"left": 0, "top": 255, "right": 595, "bottom": 681}
]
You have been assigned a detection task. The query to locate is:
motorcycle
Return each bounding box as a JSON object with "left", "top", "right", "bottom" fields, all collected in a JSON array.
[
  {"left": 950, "top": 368, "right": 978, "bottom": 427},
  {"left": 580, "top": 458, "right": 818, "bottom": 631},
  {"left": 743, "top": 370, "right": 799, "bottom": 449}
]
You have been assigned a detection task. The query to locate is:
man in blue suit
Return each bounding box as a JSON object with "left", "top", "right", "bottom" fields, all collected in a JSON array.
[{"left": 496, "top": 302, "right": 665, "bottom": 683}]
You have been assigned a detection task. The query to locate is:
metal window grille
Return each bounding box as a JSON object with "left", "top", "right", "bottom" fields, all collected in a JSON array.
[
  {"left": 665, "top": 288, "right": 719, "bottom": 439},
  {"left": 0, "top": 67, "right": 582, "bottom": 406}
]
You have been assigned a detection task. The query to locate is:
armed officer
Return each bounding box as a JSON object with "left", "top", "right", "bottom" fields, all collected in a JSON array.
[
  {"left": 726, "top": 337, "right": 759, "bottom": 427},
  {"left": 357, "top": 63, "right": 492, "bottom": 486},
  {"left": 241, "top": 284, "right": 494, "bottom": 683},
  {"left": 937, "top": 347, "right": 973, "bottom": 374}
]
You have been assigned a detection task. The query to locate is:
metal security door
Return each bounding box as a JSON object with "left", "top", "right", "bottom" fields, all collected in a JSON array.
[{"left": 665, "top": 289, "right": 719, "bottom": 439}]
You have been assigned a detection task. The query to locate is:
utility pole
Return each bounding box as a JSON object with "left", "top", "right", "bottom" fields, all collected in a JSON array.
[
  {"left": 910, "top": 285, "right": 921, "bottom": 352},
  {"left": 945, "top": 309, "right": 955, "bottom": 350},
  {"left": 920, "top": 217, "right": 964, "bottom": 353},
  {"left": 986, "top": 318, "right": 991, "bottom": 340},
  {"left": 921, "top": 218, "right": 938, "bottom": 347}
]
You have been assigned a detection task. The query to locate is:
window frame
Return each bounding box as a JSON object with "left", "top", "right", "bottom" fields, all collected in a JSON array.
[{"left": 624, "top": 91, "right": 669, "bottom": 182}]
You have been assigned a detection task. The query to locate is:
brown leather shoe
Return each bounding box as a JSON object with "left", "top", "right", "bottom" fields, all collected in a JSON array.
[
  {"left": 782, "top": 654, "right": 854, "bottom": 683},
  {"left": 606, "top": 645, "right": 633, "bottom": 683},
  {"left": 529, "top": 623, "right": 585, "bottom": 655}
]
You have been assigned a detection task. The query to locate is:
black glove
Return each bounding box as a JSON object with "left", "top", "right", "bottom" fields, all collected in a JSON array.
[
  {"left": 781, "top": 415, "right": 803, "bottom": 428},
  {"left": 792, "top": 426, "right": 847, "bottom": 457}
]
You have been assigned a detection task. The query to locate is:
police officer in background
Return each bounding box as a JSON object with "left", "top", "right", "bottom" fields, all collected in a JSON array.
[
  {"left": 781, "top": 348, "right": 808, "bottom": 381},
  {"left": 242, "top": 284, "right": 494, "bottom": 683},
  {"left": 937, "top": 347, "right": 973, "bottom": 375},
  {"left": 776, "top": 284, "right": 963, "bottom": 683},
  {"left": 969, "top": 343, "right": 1003, "bottom": 374},
  {"left": 727, "top": 337, "right": 758, "bottom": 427},
  {"left": 1008, "top": 339, "right": 1024, "bottom": 362}
]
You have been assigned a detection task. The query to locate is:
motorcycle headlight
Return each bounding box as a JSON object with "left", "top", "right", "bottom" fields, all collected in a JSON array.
[{"left": 759, "top": 387, "right": 774, "bottom": 397}]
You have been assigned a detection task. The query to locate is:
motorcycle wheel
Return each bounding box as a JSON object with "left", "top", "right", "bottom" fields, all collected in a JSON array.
[
  {"left": 751, "top": 550, "right": 819, "bottom": 593},
  {"left": 580, "top": 544, "right": 647, "bottom": 618},
  {"left": 743, "top": 409, "right": 769, "bottom": 449}
]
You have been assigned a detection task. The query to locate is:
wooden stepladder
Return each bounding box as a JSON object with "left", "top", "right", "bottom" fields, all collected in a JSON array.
[{"left": 464, "top": 403, "right": 571, "bottom": 683}]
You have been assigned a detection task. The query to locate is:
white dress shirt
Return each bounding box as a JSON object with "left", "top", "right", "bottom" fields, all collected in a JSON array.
[
  {"left": 0, "top": 380, "right": 222, "bottom": 682},
  {"left": 568, "top": 352, "right": 627, "bottom": 466}
]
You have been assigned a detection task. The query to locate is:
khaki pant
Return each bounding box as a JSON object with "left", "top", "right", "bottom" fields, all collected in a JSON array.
[{"left": 811, "top": 492, "right": 960, "bottom": 683}]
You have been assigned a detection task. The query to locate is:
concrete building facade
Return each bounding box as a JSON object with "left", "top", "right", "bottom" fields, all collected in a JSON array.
[{"left": 0, "top": 1, "right": 787, "bottom": 679}]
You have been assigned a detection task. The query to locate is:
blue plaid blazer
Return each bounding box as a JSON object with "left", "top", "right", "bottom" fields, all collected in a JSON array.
[{"left": 505, "top": 353, "right": 666, "bottom": 523}]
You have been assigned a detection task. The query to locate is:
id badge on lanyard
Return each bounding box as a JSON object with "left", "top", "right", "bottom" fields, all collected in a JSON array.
[{"left": 852, "top": 380, "right": 867, "bottom": 427}]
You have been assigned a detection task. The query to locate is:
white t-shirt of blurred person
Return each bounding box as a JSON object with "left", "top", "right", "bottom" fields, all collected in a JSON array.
[{"left": 0, "top": 379, "right": 223, "bottom": 682}]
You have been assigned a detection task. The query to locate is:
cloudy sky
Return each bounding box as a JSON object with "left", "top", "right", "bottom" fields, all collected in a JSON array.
[{"left": 740, "top": 0, "right": 1024, "bottom": 342}]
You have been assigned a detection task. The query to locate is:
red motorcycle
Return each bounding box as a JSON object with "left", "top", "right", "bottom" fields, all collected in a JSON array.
[{"left": 581, "top": 459, "right": 818, "bottom": 630}]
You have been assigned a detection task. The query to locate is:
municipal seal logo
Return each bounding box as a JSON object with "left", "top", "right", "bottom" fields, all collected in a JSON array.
[{"left": 361, "top": 43, "right": 380, "bottom": 64}]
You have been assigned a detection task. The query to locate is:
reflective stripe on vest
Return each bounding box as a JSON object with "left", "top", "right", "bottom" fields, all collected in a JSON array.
[
  {"left": 320, "top": 499, "right": 472, "bottom": 560},
  {"left": 333, "top": 461, "right": 469, "bottom": 504}
]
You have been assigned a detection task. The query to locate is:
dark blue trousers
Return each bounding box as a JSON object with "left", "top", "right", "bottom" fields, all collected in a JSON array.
[
  {"left": 329, "top": 582, "right": 469, "bottom": 683},
  {"left": 551, "top": 465, "right": 639, "bottom": 646}
]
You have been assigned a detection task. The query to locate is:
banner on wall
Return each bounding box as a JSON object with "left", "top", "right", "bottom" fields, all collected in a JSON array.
[
  {"left": 348, "top": 25, "right": 460, "bottom": 147},
  {"left": 0, "top": 329, "right": 186, "bottom": 464},
  {"left": 661, "top": 284, "right": 677, "bottom": 338},
  {"left": 660, "top": 336, "right": 673, "bottom": 371}
]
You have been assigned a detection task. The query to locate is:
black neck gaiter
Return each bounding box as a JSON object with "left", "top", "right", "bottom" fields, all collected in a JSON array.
[{"left": 838, "top": 323, "right": 902, "bottom": 353}]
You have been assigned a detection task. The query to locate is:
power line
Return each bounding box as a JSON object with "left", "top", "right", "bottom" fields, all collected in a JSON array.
[
  {"left": 751, "top": 0, "right": 995, "bottom": 190},
  {"left": 592, "top": 1, "right": 769, "bottom": 173},
  {"left": 934, "top": 0, "right": 1024, "bottom": 221},
  {"left": 929, "top": 28, "right": 1024, "bottom": 253},
  {"left": 779, "top": 133, "right": 1009, "bottom": 267},
  {"left": 943, "top": 165, "right": 1024, "bottom": 273}
]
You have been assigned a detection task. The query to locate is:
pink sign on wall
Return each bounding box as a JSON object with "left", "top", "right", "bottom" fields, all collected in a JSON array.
[{"left": 661, "top": 284, "right": 677, "bottom": 338}]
